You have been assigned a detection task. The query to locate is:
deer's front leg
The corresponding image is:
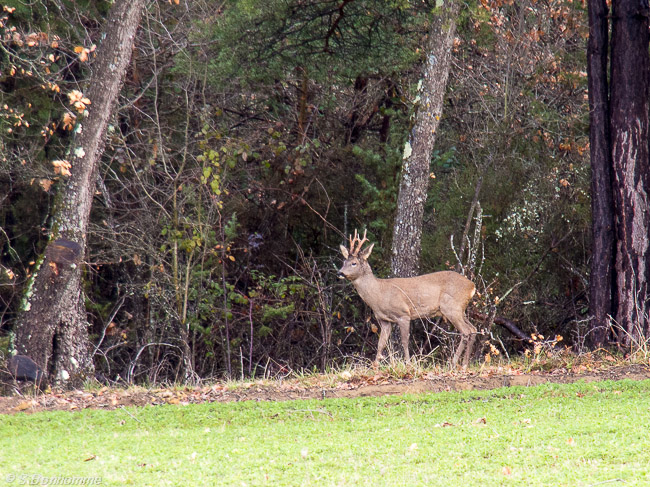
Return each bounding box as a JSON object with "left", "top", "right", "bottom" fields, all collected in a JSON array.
[{"left": 375, "top": 320, "right": 392, "bottom": 364}]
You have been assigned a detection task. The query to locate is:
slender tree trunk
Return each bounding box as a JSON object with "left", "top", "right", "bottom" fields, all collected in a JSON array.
[
  {"left": 610, "top": 0, "right": 650, "bottom": 344},
  {"left": 391, "top": 1, "right": 458, "bottom": 277},
  {"left": 14, "top": 0, "right": 146, "bottom": 385},
  {"left": 586, "top": 0, "right": 615, "bottom": 347}
]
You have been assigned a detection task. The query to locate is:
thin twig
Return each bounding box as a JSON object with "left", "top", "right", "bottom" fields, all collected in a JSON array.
[
  {"left": 119, "top": 405, "right": 142, "bottom": 423},
  {"left": 588, "top": 480, "right": 626, "bottom": 486}
]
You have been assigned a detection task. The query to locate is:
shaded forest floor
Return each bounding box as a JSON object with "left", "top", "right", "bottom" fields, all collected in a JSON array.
[{"left": 2, "top": 357, "right": 649, "bottom": 415}]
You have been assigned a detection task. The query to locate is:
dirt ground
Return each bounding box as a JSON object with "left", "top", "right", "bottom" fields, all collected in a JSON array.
[{"left": 1, "top": 363, "right": 649, "bottom": 415}]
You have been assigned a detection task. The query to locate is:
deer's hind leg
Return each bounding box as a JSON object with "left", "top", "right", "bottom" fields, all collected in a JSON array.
[
  {"left": 449, "top": 317, "right": 477, "bottom": 367},
  {"left": 451, "top": 331, "right": 468, "bottom": 368},
  {"left": 441, "top": 296, "right": 477, "bottom": 368},
  {"left": 461, "top": 317, "right": 477, "bottom": 367},
  {"left": 448, "top": 318, "right": 477, "bottom": 367}
]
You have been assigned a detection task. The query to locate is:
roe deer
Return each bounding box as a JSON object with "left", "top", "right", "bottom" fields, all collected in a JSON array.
[{"left": 337, "top": 229, "right": 477, "bottom": 367}]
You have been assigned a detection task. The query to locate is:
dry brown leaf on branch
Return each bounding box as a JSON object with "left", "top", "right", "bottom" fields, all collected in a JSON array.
[
  {"left": 62, "top": 112, "right": 76, "bottom": 130},
  {"left": 52, "top": 159, "right": 72, "bottom": 176},
  {"left": 67, "top": 90, "right": 91, "bottom": 113},
  {"left": 39, "top": 179, "right": 54, "bottom": 192}
]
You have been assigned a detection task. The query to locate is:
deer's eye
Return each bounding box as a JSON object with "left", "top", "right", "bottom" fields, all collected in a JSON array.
[{"left": 351, "top": 262, "right": 357, "bottom": 266}]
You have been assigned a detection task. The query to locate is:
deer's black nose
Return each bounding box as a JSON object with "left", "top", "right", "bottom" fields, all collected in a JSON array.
[{"left": 337, "top": 271, "right": 345, "bottom": 279}]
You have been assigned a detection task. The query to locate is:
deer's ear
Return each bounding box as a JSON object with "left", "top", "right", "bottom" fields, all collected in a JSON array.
[
  {"left": 360, "top": 243, "right": 374, "bottom": 260},
  {"left": 340, "top": 245, "right": 349, "bottom": 258}
]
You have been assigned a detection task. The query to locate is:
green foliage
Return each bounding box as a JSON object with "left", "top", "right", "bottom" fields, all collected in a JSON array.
[
  {"left": 197, "top": 122, "right": 250, "bottom": 206},
  {"left": 0, "top": 334, "right": 10, "bottom": 357},
  {"left": 261, "top": 303, "right": 295, "bottom": 324},
  {"left": 224, "top": 212, "right": 239, "bottom": 242},
  {"left": 192, "top": 0, "right": 427, "bottom": 90},
  {"left": 250, "top": 272, "right": 306, "bottom": 327},
  {"left": 352, "top": 145, "right": 401, "bottom": 235}
]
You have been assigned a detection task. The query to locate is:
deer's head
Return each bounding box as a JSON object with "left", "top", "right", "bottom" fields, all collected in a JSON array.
[{"left": 337, "top": 229, "right": 374, "bottom": 281}]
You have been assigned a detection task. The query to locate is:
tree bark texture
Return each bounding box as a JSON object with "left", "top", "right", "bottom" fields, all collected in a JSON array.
[
  {"left": 391, "top": 1, "right": 458, "bottom": 277},
  {"left": 586, "top": 0, "right": 615, "bottom": 347},
  {"left": 14, "top": 0, "right": 146, "bottom": 384},
  {"left": 610, "top": 0, "right": 650, "bottom": 343}
]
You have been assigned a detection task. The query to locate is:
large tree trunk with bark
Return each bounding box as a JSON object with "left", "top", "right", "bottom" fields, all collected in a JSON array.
[
  {"left": 610, "top": 0, "right": 650, "bottom": 344},
  {"left": 13, "top": 0, "right": 146, "bottom": 385},
  {"left": 391, "top": 1, "right": 458, "bottom": 277},
  {"left": 586, "top": 0, "right": 615, "bottom": 347}
]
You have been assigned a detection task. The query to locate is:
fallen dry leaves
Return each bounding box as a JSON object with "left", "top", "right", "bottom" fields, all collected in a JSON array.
[{"left": 1, "top": 363, "right": 648, "bottom": 415}]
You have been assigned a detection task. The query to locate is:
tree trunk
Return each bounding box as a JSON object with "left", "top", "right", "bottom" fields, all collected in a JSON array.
[
  {"left": 391, "top": 1, "right": 458, "bottom": 277},
  {"left": 610, "top": 0, "right": 650, "bottom": 344},
  {"left": 586, "top": 0, "right": 615, "bottom": 347},
  {"left": 14, "top": 0, "right": 146, "bottom": 385}
]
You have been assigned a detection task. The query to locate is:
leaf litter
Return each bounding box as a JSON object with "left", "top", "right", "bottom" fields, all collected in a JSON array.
[{"left": 1, "top": 363, "right": 648, "bottom": 415}]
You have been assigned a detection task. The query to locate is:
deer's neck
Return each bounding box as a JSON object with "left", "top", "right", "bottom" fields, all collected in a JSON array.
[{"left": 351, "top": 270, "right": 382, "bottom": 305}]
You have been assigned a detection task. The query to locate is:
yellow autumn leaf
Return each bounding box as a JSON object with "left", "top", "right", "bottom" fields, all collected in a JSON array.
[{"left": 228, "top": 255, "right": 236, "bottom": 261}]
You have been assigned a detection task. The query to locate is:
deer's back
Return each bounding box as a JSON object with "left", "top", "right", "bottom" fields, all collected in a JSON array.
[{"left": 381, "top": 270, "right": 475, "bottom": 320}]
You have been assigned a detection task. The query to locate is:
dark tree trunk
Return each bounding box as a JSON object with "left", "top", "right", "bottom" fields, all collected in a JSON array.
[
  {"left": 348, "top": 75, "right": 368, "bottom": 144},
  {"left": 610, "top": 0, "right": 650, "bottom": 343},
  {"left": 379, "top": 80, "right": 395, "bottom": 144},
  {"left": 391, "top": 1, "right": 458, "bottom": 277},
  {"left": 14, "top": 0, "right": 146, "bottom": 385},
  {"left": 587, "top": 0, "right": 615, "bottom": 347}
]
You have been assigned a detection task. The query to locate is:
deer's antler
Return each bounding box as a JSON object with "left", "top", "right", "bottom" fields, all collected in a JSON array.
[{"left": 349, "top": 229, "right": 368, "bottom": 256}]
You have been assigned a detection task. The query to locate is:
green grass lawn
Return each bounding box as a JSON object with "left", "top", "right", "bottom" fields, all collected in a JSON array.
[{"left": 1, "top": 379, "right": 649, "bottom": 486}]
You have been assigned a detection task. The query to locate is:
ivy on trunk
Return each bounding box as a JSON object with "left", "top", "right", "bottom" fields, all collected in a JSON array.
[
  {"left": 14, "top": 0, "right": 146, "bottom": 386},
  {"left": 391, "top": 1, "right": 458, "bottom": 278}
]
